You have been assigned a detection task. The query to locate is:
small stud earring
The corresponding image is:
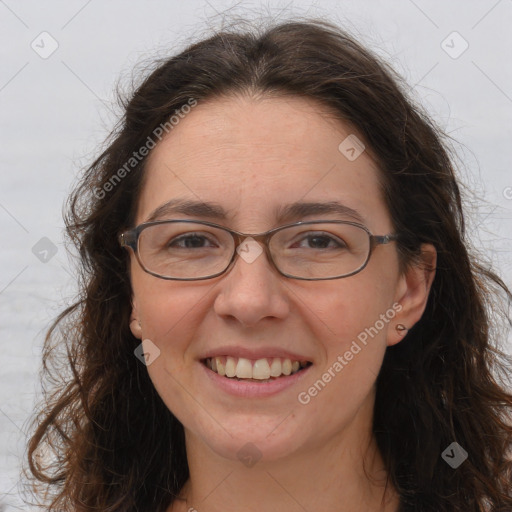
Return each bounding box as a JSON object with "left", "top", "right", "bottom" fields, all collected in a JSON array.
[
  {"left": 396, "top": 324, "right": 408, "bottom": 334},
  {"left": 130, "top": 318, "right": 142, "bottom": 331}
]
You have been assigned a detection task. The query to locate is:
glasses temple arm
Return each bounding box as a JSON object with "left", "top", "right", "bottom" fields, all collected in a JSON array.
[{"left": 119, "top": 230, "right": 138, "bottom": 250}]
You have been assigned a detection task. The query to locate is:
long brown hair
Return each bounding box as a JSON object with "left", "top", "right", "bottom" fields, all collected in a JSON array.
[{"left": 26, "top": 19, "right": 512, "bottom": 511}]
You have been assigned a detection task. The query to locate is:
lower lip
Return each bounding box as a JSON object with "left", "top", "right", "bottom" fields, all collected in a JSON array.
[{"left": 200, "top": 361, "right": 312, "bottom": 398}]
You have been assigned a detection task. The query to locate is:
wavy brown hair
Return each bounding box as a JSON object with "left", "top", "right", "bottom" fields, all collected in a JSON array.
[{"left": 26, "top": 19, "right": 512, "bottom": 511}]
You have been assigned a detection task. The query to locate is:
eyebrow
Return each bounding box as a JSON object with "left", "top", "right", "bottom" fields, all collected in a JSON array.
[{"left": 144, "top": 198, "right": 366, "bottom": 225}]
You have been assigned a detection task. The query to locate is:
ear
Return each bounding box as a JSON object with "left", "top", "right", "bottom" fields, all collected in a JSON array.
[
  {"left": 130, "top": 298, "right": 142, "bottom": 340},
  {"left": 388, "top": 243, "right": 437, "bottom": 347}
]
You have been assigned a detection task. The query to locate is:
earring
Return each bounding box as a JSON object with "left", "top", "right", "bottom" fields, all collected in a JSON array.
[
  {"left": 396, "top": 324, "right": 408, "bottom": 334},
  {"left": 130, "top": 318, "right": 142, "bottom": 338}
]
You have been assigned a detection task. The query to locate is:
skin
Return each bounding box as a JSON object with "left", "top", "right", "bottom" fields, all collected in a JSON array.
[{"left": 128, "top": 94, "right": 436, "bottom": 512}]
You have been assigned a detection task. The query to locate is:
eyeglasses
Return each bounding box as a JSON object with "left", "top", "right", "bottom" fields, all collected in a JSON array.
[{"left": 119, "top": 219, "right": 398, "bottom": 281}]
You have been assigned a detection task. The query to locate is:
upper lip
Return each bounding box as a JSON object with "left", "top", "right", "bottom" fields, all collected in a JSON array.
[{"left": 200, "top": 345, "right": 313, "bottom": 362}]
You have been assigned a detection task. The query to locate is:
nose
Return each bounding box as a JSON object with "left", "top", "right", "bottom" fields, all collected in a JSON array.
[{"left": 212, "top": 239, "right": 290, "bottom": 328}]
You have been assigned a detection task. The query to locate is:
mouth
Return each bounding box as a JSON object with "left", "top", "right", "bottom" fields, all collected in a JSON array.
[{"left": 202, "top": 356, "right": 312, "bottom": 383}]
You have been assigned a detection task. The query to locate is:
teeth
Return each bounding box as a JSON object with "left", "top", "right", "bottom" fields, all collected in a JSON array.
[
  {"left": 253, "top": 359, "right": 271, "bottom": 380},
  {"left": 206, "top": 356, "right": 309, "bottom": 380},
  {"left": 269, "top": 358, "right": 282, "bottom": 377},
  {"left": 215, "top": 357, "right": 225, "bottom": 376},
  {"left": 235, "top": 358, "right": 253, "bottom": 378},
  {"left": 225, "top": 357, "right": 236, "bottom": 378}
]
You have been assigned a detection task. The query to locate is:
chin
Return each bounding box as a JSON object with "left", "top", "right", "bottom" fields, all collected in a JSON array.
[{"left": 188, "top": 414, "right": 308, "bottom": 465}]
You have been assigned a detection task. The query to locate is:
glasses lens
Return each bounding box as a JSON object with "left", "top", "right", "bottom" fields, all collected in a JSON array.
[
  {"left": 138, "top": 222, "right": 234, "bottom": 279},
  {"left": 270, "top": 222, "right": 370, "bottom": 279},
  {"left": 136, "top": 221, "right": 371, "bottom": 280}
]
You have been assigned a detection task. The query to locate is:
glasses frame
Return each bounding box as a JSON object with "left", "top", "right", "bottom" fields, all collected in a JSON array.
[{"left": 119, "top": 219, "right": 399, "bottom": 281}]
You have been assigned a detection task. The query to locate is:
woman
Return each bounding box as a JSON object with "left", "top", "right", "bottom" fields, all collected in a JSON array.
[{"left": 27, "top": 19, "right": 512, "bottom": 511}]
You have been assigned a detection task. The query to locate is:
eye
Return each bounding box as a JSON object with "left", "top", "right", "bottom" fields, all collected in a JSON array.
[
  {"left": 168, "top": 232, "right": 219, "bottom": 249},
  {"left": 291, "top": 232, "right": 348, "bottom": 250}
]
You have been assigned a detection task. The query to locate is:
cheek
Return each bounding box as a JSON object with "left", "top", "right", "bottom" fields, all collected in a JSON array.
[
  {"left": 300, "top": 273, "right": 398, "bottom": 385},
  {"left": 131, "top": 269, "right": 210, "bottom": 354},
  {"left": 131, "top": 276, "right": 211, "bottom": 421},
  {"left": 131, "top": 247, "right": 193, "bottom": 316},
  {"left": 294, "top": 284, "right": 395, "bottom": 428},
  {"left": 310, "top": 274, "right": 397, "bottom": 346}
]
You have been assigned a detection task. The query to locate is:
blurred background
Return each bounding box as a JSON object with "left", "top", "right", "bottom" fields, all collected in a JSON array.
[{"left": 1, "top": 0, "right": 511, "bottom": 509}]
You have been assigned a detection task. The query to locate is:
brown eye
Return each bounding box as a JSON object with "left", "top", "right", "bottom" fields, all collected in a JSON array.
[
  {"left": 290, "top": 232, "right": 347, "bottom": 250},
  {"left": 168, "top": 233, "right": 218, "bottom": 249}
]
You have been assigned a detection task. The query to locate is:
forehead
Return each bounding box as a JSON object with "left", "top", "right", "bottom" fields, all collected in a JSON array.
[{"left": 137, "top": 94, "right": 389, "bottom": 231}]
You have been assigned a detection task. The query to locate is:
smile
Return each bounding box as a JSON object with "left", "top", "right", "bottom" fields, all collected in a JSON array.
[{"left": 203, "top": 356, "right": 312, "bottom": 382}]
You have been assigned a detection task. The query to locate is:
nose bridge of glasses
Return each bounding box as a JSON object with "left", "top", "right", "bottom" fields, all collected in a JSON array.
[
  {"left": 219, "top": 229, "right": 281, "bottom": 280},
  {"left": 230, "top": 230, "right": 275, "bottom": 260},
  {"left": 231, "top": 229, "right": 272, "bottom": 245}
]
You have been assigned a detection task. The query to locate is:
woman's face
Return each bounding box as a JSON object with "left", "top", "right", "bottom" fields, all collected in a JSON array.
[{"left": 129, "top": 95, "right": 428, "bottom": 464}]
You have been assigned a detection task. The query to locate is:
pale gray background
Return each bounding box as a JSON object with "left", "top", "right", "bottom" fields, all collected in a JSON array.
[{"left": 1, "top": 0, "right": 511, "bottom": 509}]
